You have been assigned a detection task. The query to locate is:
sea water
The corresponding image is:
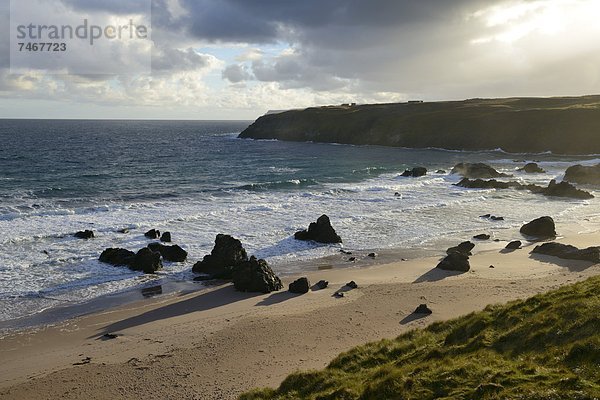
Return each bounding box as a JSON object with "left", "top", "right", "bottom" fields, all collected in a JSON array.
[{"left": 0, "top": 119, "right": 598, "bottom": 324}]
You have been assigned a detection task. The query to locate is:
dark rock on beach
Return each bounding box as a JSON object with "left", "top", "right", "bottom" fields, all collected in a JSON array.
[
  {"left": 74, "top": 230, "right": 94, "bottom": 239},
  {"left": 130, "top": 248, "right": 163, "bottom": 274},
  {"left": 436, "top": 170, "right": 447, "bottom": 174},
  {"left": 451, "top": 163, "right": 509, "bottom": 179},
  {"left": 437, "top": 252, "right": 470, "bottom": 272},
  {"left": 192, "top": 234, "right": 248, "bottom": 278},
  {"left": 473, "top": 234, "right": 490, "bottom": 240},
  {"left": 518, "top": 163, "right": 545, "bottom": 173},
  {"left": 401, "top": 167, "right": 427, "bottom": 177},
  {"left": 368, "top": 252, "right": 377, "bottom": 258},
  {"left": 520, "top": 216, "right": 556, "bottom": 239},
  {"left": 346, "top": 281, "right": 358, "bottom": 289},
  {"left": 446, "top": 241, "right": 475, "bottom": 256},
  {"left": 147, "top": 242, "right": 187, "bottom": 262},
  {"left": 99, "top": 248, "right": 136, "bottom": 266},
  {"left": 414, "top": 304, "right": 432, "bottom": 315},
  {"left": 294, "top": 214, "right": 342, "bottom": 244},
  {"left": 232, "top": 256, "right": 283, "bottom": 293},
  {"left": 564, "top": 164, "right": 600, "bottom": 185},
  {"left": 505, "top": 240, "right": 522, "bottom": 250},
  {"left": 289, "top": 277, "right": 310, "bottom": 294},
  {"left": 315, "top": 280, "right": 329, "bottom": 290},
  {"left": 160, "top": 232, "right": 172, "bottom": 242},
  {"left": 145, "top": 229, "right": 160, "bottom": 239},
  {"left": 532, "top": 242, "right": 600, "bottom": 263}
]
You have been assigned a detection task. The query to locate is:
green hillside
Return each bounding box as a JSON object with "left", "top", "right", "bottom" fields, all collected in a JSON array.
[
  {"left": 240, "top": 276, "right": 600, "bottom": 400},
  {"left": 239, "top": 96, "right": 600, "bottom": 155}
]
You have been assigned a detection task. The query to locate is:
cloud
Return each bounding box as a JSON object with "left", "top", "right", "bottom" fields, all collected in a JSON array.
[{"left": 222, "top": 63, "right": 252, "bottom": 83}]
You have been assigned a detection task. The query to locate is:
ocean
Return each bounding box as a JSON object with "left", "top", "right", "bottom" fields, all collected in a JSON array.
[{"left": 1, "top": 119, "right": 599, "bottom": 327}]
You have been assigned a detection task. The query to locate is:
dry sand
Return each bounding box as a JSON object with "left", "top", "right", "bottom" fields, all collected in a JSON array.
[{"left": 0, "top": 231, "right": 598, "bottom": 400}]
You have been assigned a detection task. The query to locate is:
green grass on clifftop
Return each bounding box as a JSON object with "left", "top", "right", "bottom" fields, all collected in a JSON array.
[{"left": 240, "top": 276, "right": 600, "bottom": 400}]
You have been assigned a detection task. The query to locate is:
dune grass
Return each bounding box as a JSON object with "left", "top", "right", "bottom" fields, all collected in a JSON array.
[{"left": 240, "top": 276, "right": 600, "bottom": 400}]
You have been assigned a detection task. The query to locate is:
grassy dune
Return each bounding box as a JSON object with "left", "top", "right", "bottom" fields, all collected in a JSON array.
[
  {"left": 240, "top": 276, "right": 600, "bottom": 400},
  {"left": 239, "top": 96, "right": 600, "bottom": 155}
]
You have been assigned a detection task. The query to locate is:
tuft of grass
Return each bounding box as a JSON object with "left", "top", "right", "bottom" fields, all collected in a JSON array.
[{"left": 239, "top": 276, "right": 600, "bottom": 400}]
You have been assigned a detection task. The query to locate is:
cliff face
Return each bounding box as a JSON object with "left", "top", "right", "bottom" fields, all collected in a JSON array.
[{"left": 239, "top": 96, "right": 600, "bottom": 155}]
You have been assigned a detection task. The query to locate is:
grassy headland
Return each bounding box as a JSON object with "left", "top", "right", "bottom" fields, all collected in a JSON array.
[
  {"left": 239, "top": 96, "right": 600, "bottom": 155},
  {"left": 241, "top": 276, "right": 600, "bottom": 400}
]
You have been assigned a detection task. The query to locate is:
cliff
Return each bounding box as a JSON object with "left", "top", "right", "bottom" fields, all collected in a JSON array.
[{"left": 239, "top": 96, "right": 600, "bottom": 155}]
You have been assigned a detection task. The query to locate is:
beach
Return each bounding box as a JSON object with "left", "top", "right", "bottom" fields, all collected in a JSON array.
[{"left": 1, "top": 227, "right": 598, "bottom": 399}]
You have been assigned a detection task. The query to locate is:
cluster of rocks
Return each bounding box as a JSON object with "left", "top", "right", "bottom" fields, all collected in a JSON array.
[
  {"left": 456, "top": 178, "right": 593, "bottom": 200},
  {"left": 145, "top": 229, "right": 172, "bottom": 243},
  {"left": 437, "top": 241, "right": 474, "bottom": 272},
  {"left": 532, "top": 242, "right": 600, "bottom": 263},
  {"left": 518, "top": 162, "right": 545, "bottom": 173},
  {"left": 192, "top": 234, "right": 282, "bottom": 293}
]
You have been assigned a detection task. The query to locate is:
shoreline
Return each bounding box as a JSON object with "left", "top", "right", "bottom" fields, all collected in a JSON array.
[{"left": 1, "top": 227, "right": 598, "bottom": 399}]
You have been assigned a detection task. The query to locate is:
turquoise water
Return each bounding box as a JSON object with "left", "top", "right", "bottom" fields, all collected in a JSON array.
[{"left": 0, "top": 119, "right": 598, "bottom": 323}]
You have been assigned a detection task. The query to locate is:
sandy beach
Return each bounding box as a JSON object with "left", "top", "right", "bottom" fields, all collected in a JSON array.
[{"left": 1, "top": 228, "right": 598, "bottom": 400}]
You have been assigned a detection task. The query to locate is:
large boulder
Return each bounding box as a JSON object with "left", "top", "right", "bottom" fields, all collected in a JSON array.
[
  {"left": 531, "top": 242, "right": 600, "bottom": 263},
  {"left": 437, "top": 252, "right": 470, "bottom": 272},
  {"left": 401, "top": 167, "right": 427, "bottom": 178},
  {"left": 564, "top": 164, "right": 600, "bottom": 185},
  {"left": 130, "top": 248, "right": 163, "bottom": 274},
  {"left": 542, "top": 180, "right": 594, "bottom": 200},
  {"left": 147, "top": 242, "right": 187, "bottom": 262},
  {"left": 294, "top": 215, "right": 342, "bottom": 244},
  {"left": 518, "top": 163, "right": 545, "bottom": 173},
  {"left": 451, "top": 163, "right": 510, "bottom": 179},
  {"left": 446, "top": 241, "right": 475, "bottom": 256},
  {"left": 192, "top": 234, "right": 248, "bottom": 278},
  {"left": 456, "top": 178, "right": 513, "bottom": 190},
  {"left": 289, "top": 277, "right": 310, "bottom": 294},
  {"left": 520, "top": 216, "right": 556, "bottom": 238},
  {"left": 99, "top": 248, "right": 135, "bottom": 266},
  {"left": 74, "top": 230, "right": 94, "bottom": 239},
  {"left": 232, "top": 256, "right": 283, "bottom": 293}
]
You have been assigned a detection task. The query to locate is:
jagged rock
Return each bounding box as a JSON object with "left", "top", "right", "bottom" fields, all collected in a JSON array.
[
  {"left": 346, "top": 281, "right": 358, "bottom": 289},
  {"left": 147, "top": 242, "right": 187, "bottom": 262},
  {"left": 232, "top": 256, "right": 283, "bottom": 293},
  {"left": 520, "top": 216, "right": 556, "bottom": 238},
  {"left": 348, "top": 257, "right": 356, "bottom": 262},
  {"left": 289, "top": 277, "right": 310, "bottom": 294},
  {"left": 451, "top": 163, "right": 510, "bottom": 179},
  {"left": 368, "top": 252, "right": 377, "bottom": 258},
  {"left": 564, "top": 164, "right": 600, "bottom": 185},
  {"left": 144, "top": 229, "right": 160, "bottom": 239},
  {"left": 315, "top": 280, "right": 329, "bottom": 290},
  {"left": 130, "top": 248, "right": 163, "bottom": 274},
  {"left": 160, "top": 232, "right": 172, "bottom": 242},
  {"left": 294, "top": 214, "right": 342, "bottom": 244},
  {"left": 99, "top": 248, "right": 135, "bottom": 266},
  {"left": 532, "top": 242, "right": 600, "bottom": 263},
  {"left": 74, "top": 230, "right": 94, "bottom": 239},
  {"left": 192, "top": 234, "right": 248, "bottom": 278},
  {"left": 401, "top": 167, "right": 427, "bottom": 177},
  {"left": 414, "top": 304, "right": 432, "bottom": 314},
  {"left": 542, "top": 180, "right": 594, "bottom": 199},
  {"left": 518, "top": 163, "right": 545, "bottom": 173},
  {"left": 473, "top": 234, "right": 490, "bottom": 240},
  {"left": 456, "top": 178, "right": 593, "bottom": 200},
  {"left": 446, "top": 241, "right": 475, "bottom": 256},
  {"left": 437, "top": 252, "right": 470, "bottom": 272},
  {"left": 505, "top": 240, "right": 522, "bottom": 250}
]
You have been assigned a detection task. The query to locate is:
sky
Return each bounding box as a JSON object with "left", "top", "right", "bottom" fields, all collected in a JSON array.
[{"left": 1, "top": 0, "right": 600, "bottom": 120}]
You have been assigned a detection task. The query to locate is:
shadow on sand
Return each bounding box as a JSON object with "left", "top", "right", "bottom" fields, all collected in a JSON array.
[
  {"left": 413, "top": 267, "right": 465, "bottom": 283},
  {"left": 528, "top": 253, "right": 597, "bottom": 272},
  {"left": 256, "top": 291, "right": 302, "bottom": 306},
  {"left": 92, "top": 284, "right": 262, "bottom": 337},
  {"left": 400, "top": 313, "right": 430, "bottom": 325}
]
